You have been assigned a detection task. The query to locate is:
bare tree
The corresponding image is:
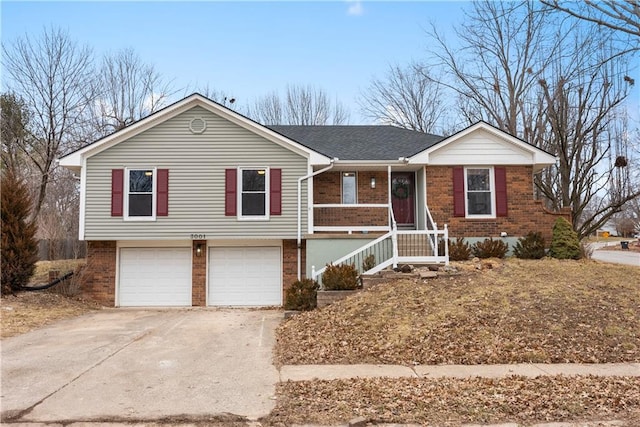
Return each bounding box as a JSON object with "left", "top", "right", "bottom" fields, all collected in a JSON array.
[
  {"left": 540, "top": 0, "right": 640, "bottom": 39},
  {"left": 2, "top": 27, "right": 96, "bottom": 218},
  {"left": 248, "top": 84, "right": 350, "bottom": 125},
  {"left": 88, "top": 48, "right": 174, "bottom": 137},
  {"left": 429, "top": 1, "right": 563, "bottom": 139},
  {"left": 358, "top": 62, "right": 445, "bottom": 133},
  {"left": 427, "top": 1, "right": 638, "bottom": 238},
  {"left": 1, "top": 92, "right": 30, "bottom": 176},
  {"left": 37, "top": 168, "right": 81, "bottom": 258},
  {"left": 189, "top": 84, "right": 238, "bottom": 109}
]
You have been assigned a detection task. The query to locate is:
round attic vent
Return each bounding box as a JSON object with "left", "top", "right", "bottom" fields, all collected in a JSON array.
[{"left": 189, "top": 117, "right": 207, "bottom": 134}]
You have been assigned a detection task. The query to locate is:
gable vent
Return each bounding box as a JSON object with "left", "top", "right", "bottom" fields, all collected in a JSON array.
[{"left": 189, "top": 117, "right": 207, "bottom": 134}]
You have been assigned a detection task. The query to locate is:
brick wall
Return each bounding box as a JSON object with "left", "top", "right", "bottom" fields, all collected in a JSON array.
[
  {"left": 192, "top": 240, "right": 206, "bottom": 306},
  {"left": 83, "top": 241, "right": 116, "bottom": 305},
  {"left": 314, "top": 171, "right": 388, "bottom": 204},
  {"left": 427, "top": 165, "right": 570, "bottom": 244},
  {"left": 282, "top": 239, "right": 305, "bottom": 304},
  {"left": 314, "top": 171, "right": 389, "bottom": 227}
]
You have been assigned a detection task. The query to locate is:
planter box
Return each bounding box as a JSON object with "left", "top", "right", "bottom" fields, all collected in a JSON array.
[{"left": 317, "top": 290, "right": 361, "bottom": 308}]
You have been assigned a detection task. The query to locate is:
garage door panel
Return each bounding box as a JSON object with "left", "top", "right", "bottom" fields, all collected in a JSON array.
[
  {"left": 208, "top": 247, "right": 281, "bottom": 306},
  {"left": 119, "top": 248, "right": 191, "bottom": 307}
]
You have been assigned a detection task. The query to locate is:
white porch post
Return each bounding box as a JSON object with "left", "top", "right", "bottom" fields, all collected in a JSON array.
[
  {"left": 387, "top": 165, "right": 392, "bottom": 229},
  {"left": 444, "top": 224, "right": 449, "bottom": 266}
]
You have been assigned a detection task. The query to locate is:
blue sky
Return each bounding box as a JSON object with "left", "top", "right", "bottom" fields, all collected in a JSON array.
[{"left": 1, "top": 1, "right": 467, "bottom": 124}]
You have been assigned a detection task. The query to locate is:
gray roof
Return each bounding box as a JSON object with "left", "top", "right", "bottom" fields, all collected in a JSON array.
[{"left": 268, "top": 125, "right": 444, "bottom": 161}]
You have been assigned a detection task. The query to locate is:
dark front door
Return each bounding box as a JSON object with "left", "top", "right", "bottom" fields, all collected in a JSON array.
[{"left": 391, "top": 172, "right": 415, "bottom": 227}]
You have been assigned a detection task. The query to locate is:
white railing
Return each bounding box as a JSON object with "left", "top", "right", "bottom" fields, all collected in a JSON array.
[{"left": 312, "top": 205, "right": 448, "bottom": 287}]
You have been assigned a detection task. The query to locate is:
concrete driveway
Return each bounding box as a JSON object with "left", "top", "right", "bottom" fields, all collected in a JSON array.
[
  {"left": 1, "top": 308, "right": 282, "bottom": 424},
  {"left": 592, "top": 248, "right": 640, "bottom": 267}
]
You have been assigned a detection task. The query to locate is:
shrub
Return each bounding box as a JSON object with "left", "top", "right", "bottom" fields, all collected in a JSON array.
[
  {"left": 448, "top": 237, "right": 472, "bottom": 261},
  {"left": 284, "top": 278, "right": 319, "bottom": 311},
  {"left": 362, "top": 254, "right": 376, "bottom": 272},
  {"left": 322, "top": 263, "right": 359, "bottom": 290},
  {"left": 549, "top": 217, "right": 581, "bottom": 260},
  {"left": 1, "top": 169, "right": 38, "bottom": 294},
  {"left": 513, "top": 232, "right": 546, "bottom": 259},
  {"left": 471, "top": 238, "right": 509, "bottom": 259}
]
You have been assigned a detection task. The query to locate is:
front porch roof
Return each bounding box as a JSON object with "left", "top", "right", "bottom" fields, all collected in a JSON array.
[{"left": 268, "top": 125, "right": 444, "bottom": 161}]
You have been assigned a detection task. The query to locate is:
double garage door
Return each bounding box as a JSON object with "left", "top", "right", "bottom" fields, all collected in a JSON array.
[{"left": 118, "top": 246, "right": 281, "bottom": 307}]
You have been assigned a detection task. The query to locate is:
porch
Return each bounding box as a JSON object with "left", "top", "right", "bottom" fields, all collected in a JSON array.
[{"left": 300, "top": 165, "right": 449, "bottom": 285}]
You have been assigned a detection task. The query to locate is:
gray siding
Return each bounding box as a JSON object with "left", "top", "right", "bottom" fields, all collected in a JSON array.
[{"left": 84, "top": 106, "right": 308, "bottom": 240}]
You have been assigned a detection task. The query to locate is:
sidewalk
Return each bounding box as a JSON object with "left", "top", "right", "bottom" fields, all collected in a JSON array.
[{"left": 280, "top": 362, "right": 640, "bottom": 381}]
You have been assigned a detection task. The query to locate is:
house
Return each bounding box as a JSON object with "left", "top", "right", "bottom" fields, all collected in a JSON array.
[{"left": 59, "top": 93, "right": 566, "bottom": 307}]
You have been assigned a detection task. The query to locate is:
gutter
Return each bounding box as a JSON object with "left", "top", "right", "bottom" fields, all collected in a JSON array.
[{"left": 297, "top": 160, "right": 336, "bottom": 280}]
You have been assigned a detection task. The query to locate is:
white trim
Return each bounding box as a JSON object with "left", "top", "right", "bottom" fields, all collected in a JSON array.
[
  {"left": 313, "top": 226, "right": 391, "bottom": 232},
  {"left": 124, "top": 167, "right": 157, "bottom": 221},
  {"left": 341, "top": 171, "right": 357, "bottom": 204},
  {"left": 464, "top": 166, "right": 496, "bottom": 219},
  {"left": 207, "top": 239, "right": 283, "bottom": 247},
  {"left": 306, "top": 164, "right": 314, "bottom": 235},
  {"left": 78, "top": 158, "right": 87, "bottom": 240},
  {"left": 59, "top": 94, "right": 331, "bottom": 168},
  {"left": 313, "top": 203, "right": 389, "bottom": 208},
  {"left": 237, "top": 166, "right": 270, "bottom": 221},
  {"left": 408, "top": 122, "right": 556, "bottom": 168},
  {"left": 117, "top": 240, "right": 191, "bottom": 247}
]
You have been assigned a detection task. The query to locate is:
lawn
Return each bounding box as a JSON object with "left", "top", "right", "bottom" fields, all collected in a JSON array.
[
  {"left": 264, "top": 376, "right": 640, "bottom": 426},
  {"left": 1, "top": 259, "right": 101, "bottom": 339},
  {"left": 276, "top": 258, "right": 640, "bottom": 366},
  {"left": 271, "top": 258, "right": 640, "bottom": 426}
]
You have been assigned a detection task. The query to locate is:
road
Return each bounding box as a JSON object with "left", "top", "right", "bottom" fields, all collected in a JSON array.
[{"left": 591, "top": 246, "right": 640, "bottom": 267}]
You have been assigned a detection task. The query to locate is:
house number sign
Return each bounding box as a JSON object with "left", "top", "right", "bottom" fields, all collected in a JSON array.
[{"left": 190, "top": 234, "right": 206, "bottom": 240}]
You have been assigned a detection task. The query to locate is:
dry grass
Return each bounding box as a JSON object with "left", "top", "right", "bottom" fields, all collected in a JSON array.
[
  {"left": 1, "top": 292, "right": 102, "bottom": 338},
  {"left": 30, "top": 259, "right": 86, "bottom": 285},
  {"left": 276, "top": 258, "right": 640, "bottom": 366},
  {"left": 264, "top": 376, "right": 640, "bottom": 426},
  {"left": 2, "top": 259, "right": 100, "bottom": 339}
]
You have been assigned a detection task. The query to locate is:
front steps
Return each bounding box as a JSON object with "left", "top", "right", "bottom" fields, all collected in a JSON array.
[{"left": 361, "top": 265, "right": 441, "bottom": 289}]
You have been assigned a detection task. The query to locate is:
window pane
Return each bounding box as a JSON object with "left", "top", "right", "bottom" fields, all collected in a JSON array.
[
  {"left": 467, "top": 169, "right": 490, "bottom": 191},
  {"left": 242, "top": 193, "right": 266, "bottom": 216},
  {"left": 467, "top": 192, "right": 492, "bottom": 215},
  {"left": 242, "top": 170, "right": 265, "bottom": 191},
  {"left": 129, "top": 194, "right": 153, "bottom": 216},
  {"left": 342, "top": 172, "right": 356, "bottom": 204},
  {"left": 130, "top": 170, "right": 153, "bottom": 192}
]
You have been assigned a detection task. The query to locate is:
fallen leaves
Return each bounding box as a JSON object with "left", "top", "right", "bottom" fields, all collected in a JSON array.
[
  {"left": 1, "top": 292, "right": 101, "bottom": 338},
  {"left": 276, "top": 258, "right": 640, "bottom": 366},
  {"left": 264, "top": 376, "right": 640, "bottom": 426}
]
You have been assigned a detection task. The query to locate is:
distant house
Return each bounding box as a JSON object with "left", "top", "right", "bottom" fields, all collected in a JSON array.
[{"left": 59, "top": 93, "right": 566, "bottom": 307}]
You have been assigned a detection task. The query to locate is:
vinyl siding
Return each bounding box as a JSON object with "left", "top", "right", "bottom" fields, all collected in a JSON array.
[
  {"left": 428, "top": 129, "right": 533, "bottom": 165},
  {"left": 84, "top": 106, "right": 308, "bottom": 240}
]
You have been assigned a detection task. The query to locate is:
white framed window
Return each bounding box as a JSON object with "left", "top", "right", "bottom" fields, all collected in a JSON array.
[
  {"left": 238, "top": 167, "right": 269, "bottom": 220},
  {"left": 342, "top": 172, "right": 357, "bottom": 204},
  {"left": 125, "top": 168, "right": 156, "bottom": 220},
  {"left": 465, "top": 167, "right": 495, "bottom": 218}
]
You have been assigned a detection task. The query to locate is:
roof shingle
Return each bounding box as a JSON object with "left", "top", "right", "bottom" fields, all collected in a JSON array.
[{"left": 268, "top": 125, "right": 444, "bottom": 161}]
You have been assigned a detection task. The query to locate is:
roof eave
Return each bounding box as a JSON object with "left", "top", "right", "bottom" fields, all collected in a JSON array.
[{"left": 58, "top": 93, "right": 331, "bottom": 169}]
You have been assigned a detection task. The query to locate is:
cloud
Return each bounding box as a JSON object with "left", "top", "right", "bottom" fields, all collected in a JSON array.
[{"left": 346, "top": 0, "right": 364, "bottom": 16}]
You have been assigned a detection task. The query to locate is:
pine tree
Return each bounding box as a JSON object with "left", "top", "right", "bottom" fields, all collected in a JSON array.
[
  {"left": 1, "top": 169, "right": 39, "bottom": 294},
  {"left": 549, "top": 217, "right": 581, "bottom": 260}
]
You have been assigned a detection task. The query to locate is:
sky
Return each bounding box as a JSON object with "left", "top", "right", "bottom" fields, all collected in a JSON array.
[{"left": 0, "top": 0, "right": 468, "bottom": 124}]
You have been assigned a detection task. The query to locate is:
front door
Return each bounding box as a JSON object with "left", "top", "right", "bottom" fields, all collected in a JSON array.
[{"left": 391, "top": 172, "right": 415, "bottom": 227}]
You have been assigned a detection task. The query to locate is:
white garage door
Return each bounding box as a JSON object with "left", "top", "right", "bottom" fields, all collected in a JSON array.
[
  {"left": 208, "top": 246, "right": 281, "bottom": 306},
  {"left": 119, "top": 247, "right": 191, "bottom": 307}
]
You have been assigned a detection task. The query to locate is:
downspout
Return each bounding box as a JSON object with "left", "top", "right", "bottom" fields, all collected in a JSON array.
[{"left": 297, "top": 160, "right": 336, "bottom": 280}]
